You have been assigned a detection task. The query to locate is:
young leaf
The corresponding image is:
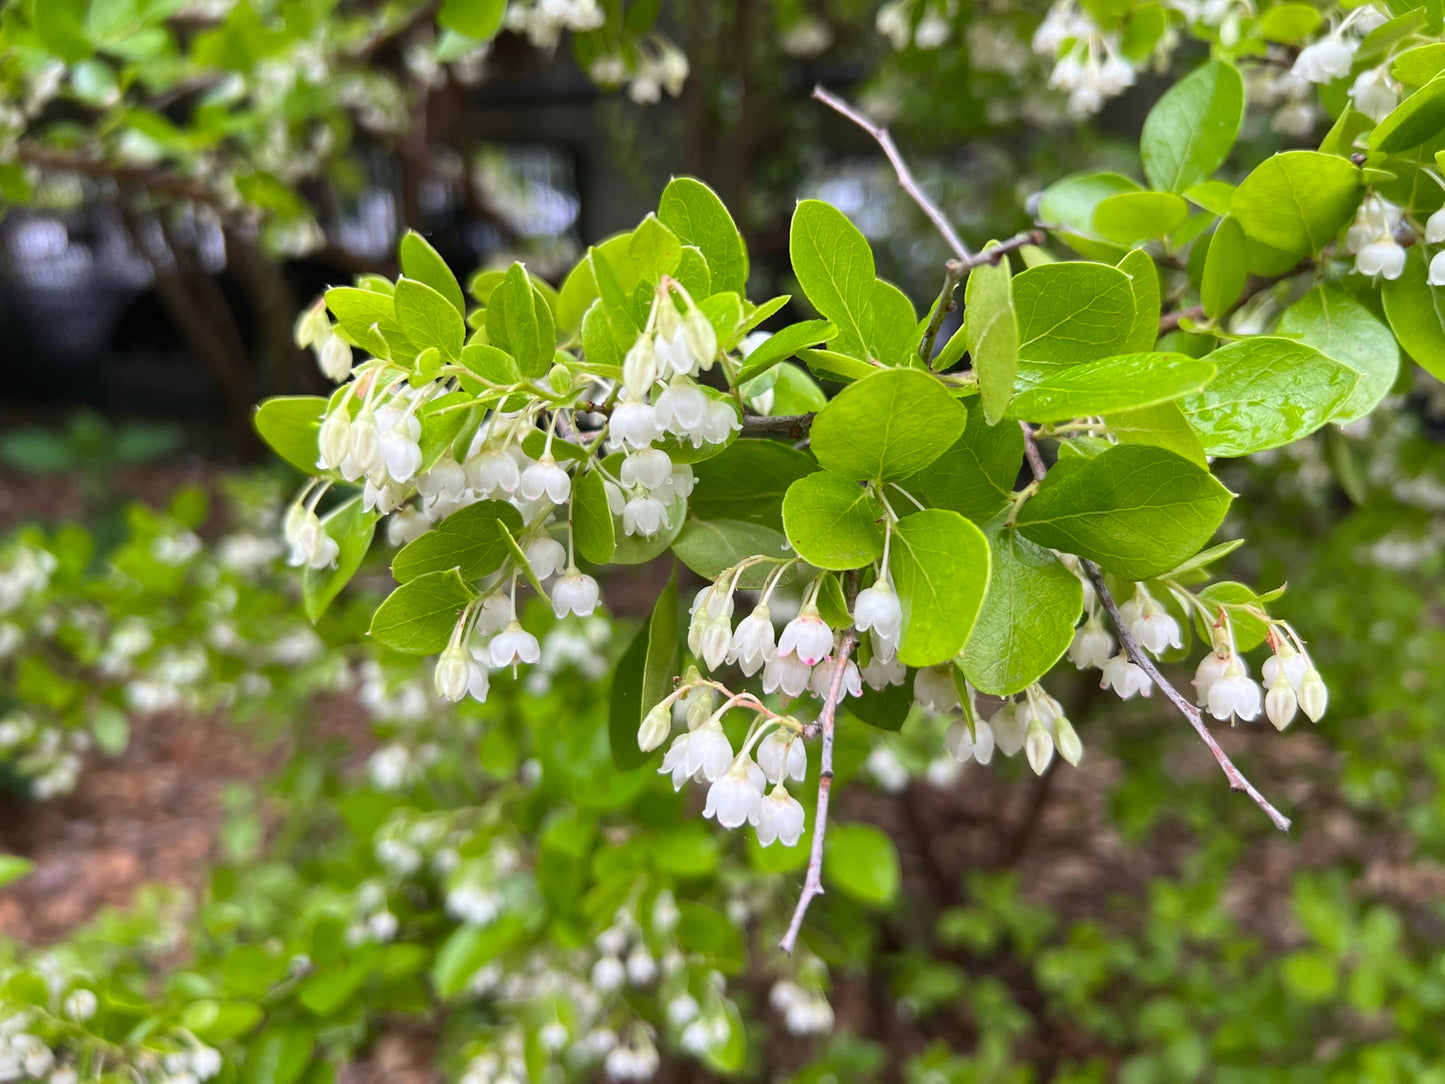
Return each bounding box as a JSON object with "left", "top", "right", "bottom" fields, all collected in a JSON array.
[
  {"left": 1179, "top": 337, "right": 1359, "bottom": 456},
  {"left": 1012, "top": 262, "right": 1136, "bottom": 366},
  {"left": 324, "top": 287, "right": 392, "bottom": 354},
  {"left": 629, "top": 213, "right": 683, "bottom": 283},
  {"left": 737, "top": 321, "right": 835, "bottom": 383},
  {"left": 1201, "top": 215, "right": 1249, "bottom": 319},
  {"left": 391, "top": 501, "right": 523, "bottom": 583},
  {"left": 302, "top": 497, "right": 378, "bottom": 622},
  {"left": 1116, "top": 249, "right": 1161, "bottom": 353},
  {"left": 1008, "top": 352, "right": 1214, "bottom": 423},
  {"left": 369, "top": 568, "right": 473, "bottom": 654},
  {"left": 810, "top": 369, "right": 967, "bottom": 481},
  {"left": 962, "top": 527, "right": 1083, "bottom": 696},
  {"left": 782, "top": 472, "right": 886, "bottom": 571},
  {"left": 609, "top": 568, "right": 679, "bottom": 771},
  {"left": 1279, "top": 284, "right": 1400, "bottom": 424},
  {"left": 1230, "top": 151, "right": 1362, "bottom": 255},
  {"left": 889, "top": 509, "right": 991, "bottom": 667},
  {"left": 1140, "top": 60, "right": 1246, "bottom": 192},
  {"left": 869, "top": 278, "right": 920, "bottom": 366},
  {"left": 254, "top": 396, "right": 325, "bottom": 474},
  {"left": 573, "top": 470, "right": 616, "bottom": 564},
  {"left": 789, "top": 199, "right": 876, "bottom": 356},
  {"left": 1381, "top": 247, "right": 1445, "bottom": 382},
  {"left": 399, "top": 231, "right": 465, "bottom": 315},
  {"left": 658, "top": 177, "right": 749, "bottom": 294},
  {"left": 1015, "top": 445, "right": 1232, "bottom": 580},
  {"left": 485, "top": 263, "right": 555, "bottom": 378},
  {"left": 961, "top": 248, "right": 1019, "bottom": 424},
  {"left": 395, "top": 278, "right": 465, "bottom": 362}
]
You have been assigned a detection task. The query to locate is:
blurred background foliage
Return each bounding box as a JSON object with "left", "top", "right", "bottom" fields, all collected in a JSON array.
[{"left": 1, "top": 0, "right": 1444, "bottom": 1081}]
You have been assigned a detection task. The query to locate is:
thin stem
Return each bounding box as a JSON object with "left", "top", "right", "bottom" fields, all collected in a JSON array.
[
  {"left": 1018, "top": 423, "right": 1292, "bottom": 833},
  {"left": 812, "top": 85, "right": 970, "bottom": 261},
  {"left": 778, "top": 624, "right": 860, "bottom": 954},
  {"left": 741, "top": 413, "right": 814, "bottom": 436},
  {"left": 918, "top": 263, "right": 965, "bottom": 364}
]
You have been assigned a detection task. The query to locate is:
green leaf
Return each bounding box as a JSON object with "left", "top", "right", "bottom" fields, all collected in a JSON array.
[
  {"left": 1201, "top": 216, "right": 1249, "bottom": 319},
  {"left": 962, "top": 248, "right": 1019, "bottom": 424},
  {"left": 459, "top": 343, "right": 522, "bottom": 389},
  {"left": 1013, "top": 262, "right": 1136, "bottom": 366},
  {"left": 573, "top": 471, "right": 616, "bottom": 564},
  {"left": 1370, "top": 73, "right": 1445, "bottom": 153},
  {"left": 91, "top": 704, "right": 129, "bottom": 755},
  {"left": 1258, "top": 2, "right": 1323, "bottom": 42},
  {"left": 486, "top": 263, "right": 555, "bottom": 378},
  {"left": 869, "top": 278, "right": 920, "bottom": 365},
  {"left": 302, "top": 497, "right": 378, "bottom": 621},
  {"left": 399, "top": 231, "right": 465, "bottom": 315},
  {"left": 1393, "top": 42, "right": 1445, "bottom": 85},
  {"left": 1037, "top": 171, "right": 1140, "bottom": 254},
  {"left": 1015, "top": 445, "right": 1232, "bottom": 580},
  {"left": 1107, "top": 401, "right": 1208, "bottom": 467},
  {"left": 889, "top": 509, "right": 991, "bottom": 667},
  {"left": 432, "top": 916, "right": 527, "bottom": 998},
  {"left": 1230, "top": 151, "right": 1362, "bottom": 255},
  {"left": 811, "top": 369, "right": 967, "bottom": 481},
  {"left": 1117, "top": 249, "right": 1161, "bottom": 354},
  {"left": 1280, "top": 284, "right": 1401, "bottom": 424},
  {"left": 903, "top": 399, "right": 1024, "bottom": 523},
  {"left": 673, "top": 519, "right": 790, "bottom": 586},
  {"left": 790, "top": 200, "right": 875, "bottom": 355},
  {"left": 1179, "top": 337, "right": 1359, "bottom": 456},
  {"left": 589, "top": 245, "right": 642, "bottom": 350},
  {"left": 846, "top": 681, "right": 914, "bottom": 732},
  {"left": 369, "top": 569, "right": 472, "bottom": 654},
  {"left": 1382, "top": 246, "right": 1445, "bottom": 382},
  {"left": 763, "top": 362, "right": 828, "bottom": 414},
  {"left": 1184, "top": 179, "right": 1236, "bottom": 216},
  {"left": 254, "top": 396, "right": 325, "bottom": 473},
  {"left": 689, "top": 439, "right": 816, "bottom": 528},
  {"left": 1008, "top": 352, "right": 1214, "bottom": 423},
  {"left": 797, "top": 348, "right": 881, "bottom": 383},
  {"left": 609, "top": 569, "right": 679, "bottom": 770},
  {"left": 181, "top": 1000, "right": 263, "bottom": 1043},
  {"left": 782, "top": 472, "right": 885, "bottom": 571},
  {"left": 325, "top": 287, "right": 392, "bottom": 355},
  {"left": 0, "top": 856, "right": 32, "bottom": 888},
  {"left": 825, "top": 823, "right": 901, "bottom": 906},
  {"left": 395, "top": 278, "right": 465, "bottom": 362},
  {"left": 963, "top": 527, "right": 1083, "bottom": 696},
  {"left": 246, "top": 1027, "right": 313, "bottom": 1084},
  {"left": 1093, "top": 192, "right": 1190, "bottom": 244},
  {"left": 438, "top": 0, "right": 506, "bottom": 39},
  {"left": 1140, "top": 60, "right": 1246, "bottom": 192},
  {"left": 658, "top": 177, "right": 749, "bottom": 294},
  {"left": 628, "top": 214, "right": 682, "bottom": 283},
  {"left": 391, "top": 501, "right": 523, "bottom": 583}
]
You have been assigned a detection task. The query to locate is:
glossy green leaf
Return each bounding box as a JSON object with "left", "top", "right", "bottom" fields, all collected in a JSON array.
[
  {"left": 395, "top": 278, "right": 465, "bottom": 362},
  {"left": 1382, "top": 247, "right": 1445, "bottom": 382},
  {"left": 1141, "top": 60, "right": 1246, "bottom": 192},
  {"left": 438, "top": 0, "right": 506, "bottom": 39},
  {"left": 399, "top": 231, "right": 465, "bottom": 315},
  {"left": 302, "top": 497, "right": 378, "bottom": 621},
  {"left": 1093, "top": 192, "right": 1190, "bottom": 244},
  {"left": 432, "top": 915, "right": 527, "bottom": 998},
  {"left": 869, "top": 277, "right": 920, "bottom": 365},
  {"left": 486, "top": 262, "right": 555, "bottom": 378},
  {"left": 811, "top": 369, "right": 967, "bottom": 481},
  {"left": 1230, "top": 152, "right": 1362, "bottom": 255},
  {"left": 962, "top": 247, "right": 1019, "bottom": 423},
  {"left": 254, "top": 396, "right": 325, "bottom": 474},
  {"left": 1009, "top": 352, "right": 1214, "bottom": 422},
  {"left": 1180, "top": 337, "right": 1359, "bottom": 456},
  {"left": 325, "top": 287, "right": 392, "bottom": 354},
  {"left": 1201, "top": 215, "right": 1249, "bottom": 319},
  {"left": 369, "top": 568, "right": 472, "bottom": 654},
  {"left": 963, "top": 527, "right": 1083, "bottom": 696},
  {"left": 903, "top": 399, "right": 1024, "bottom": 523},
  {"left": 688, "top": 439, "right": 816, "bottom": 528},
  {"left": 629, "top": 214, "right": 682, "bottom": 282},
  {"left": 1013, "top": 262, "right": 1136, "bottom": 366},
  {"left": 782, "top": 472, "right": 885, "bottom": 571},
  {"left": 609, "top": 568, "right": 679, "bottom": 770},
  {"left": 1117, "top": 249, "right": 1161, "bottom": 354},
  {"left": 1107, "top": 400, "right": 1208, "bottom": 467},
  {"left": 1370, "top": 73, "right": 1445, "bottom": 153},
  {"left": 573, "top": 470, "right": 616, "bottom": 564},
  {"left": 1280, "top": 284, "right": 1401, "bottom": 424},
  {"left": 391, "top": 501, "right": 523, "bottom": 583},
  {"left": 1015, "top": 445, "right": 1232, "bottom": 580},
  {"left": 658, "top": 177, "right": 749, "bottom": 294},
  {"left": 737, "top": 320, "right": 835, "bottom": 382},
  {"left": 673, "top": 519, "right": 790, "bottom": 586},
  {"left": 790, "top": 199, "right": 875, "bottom": 355},
  {"left": 825, "top": 823, "right": 901, "bottom": 906},
  {"left": 889, "top": 508, "right": 991, "bottom": 667}
]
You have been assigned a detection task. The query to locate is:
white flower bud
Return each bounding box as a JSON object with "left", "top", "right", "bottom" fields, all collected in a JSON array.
[
  {"left": 319, "top": 334, "right": 353, "bottom": 382},
  {"left": 1429, "top": 250, "right": 1445, "bottom": 288},
  {"left": 317, "top": 409, "right": 352, "bottom": 470},
  {"left": 757, "top": 728, "right": 807, "bottom": 784},
  {"left": 63, "top": 988, "right": 97, "bottom": 1021},
  {"left": 1298, "top": 668, "right": 1328, "bottom": 722},
  {"left": 638, "top": 704, "right": 671, "bottom": 752},
  {"left": 433, "top": 646, "right": 471, "bottom": 702},
  {"left": 1427, "top": 207, "right": 1445, "bottom": 245},
  {"left": 1265, "top": 676, "right": 1298, "bottom": 731},
  {"left": 1024, "top": 715, "right": 1055, "bottom": 775},
  {"left": 683, "top": 308, "right": 718, "bottom": 369},
  {"left": 623, "top": 334, "right": 658, "bottom": 396},
  {"left": 1054, "top": 715, "right": 1083, "bottom": 766}
]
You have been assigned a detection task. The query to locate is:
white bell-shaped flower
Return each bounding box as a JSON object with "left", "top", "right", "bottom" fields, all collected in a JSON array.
[
  {"left": 376, "top": 408, "right": 422, "bottom": 484},
  {"left": 344, "top": 407, "right": 381, "bottom": 479},
  {"left": 488, "top": 620, "right": 541, "bottom": 667},
  {"left": 685, "top": 716, "right": 734, "bottom": 781},
  {"left": 809, "top": 656, "right": 863, "bottom": 700},
  {"left": 623, "top": 334, "right": 658, "bottom": 396},
  {"left": 621, "top": 447, "right": 673, "bottom": 490},
  {"left": 525, "top": 534, "right": 567, "bottom": 580},
  {"left": 467, "top": 448, "right": 521, "bottom": 496},
  {"left": 1206, "top": 659, "right": 1262, "bottom": 722},
  {"left": 552, "top": 569, "right": 601, "bottom": 618},
  {"left": 727, "top": 604, "right": 776, "bottom": 675},
  {"left": 1299, "top": 668, "right": 1328, "bottom": 721},
  {"left": 659, "top": 732, "right": 694, "bottom": 790},
  {"left": 853, "top": 578, "right": 902, "bottom": 642},
  {"left": 638, "top": 704, "right": 671, "bottom": 752},
  {"left": 519, "top": 455, "right": 571, "bottom": 505},
  {"left": 913, "top": 665, "right": 960, "bottom": 711},
  {"left": 700, "top": 613, "right": 732, "bottom": 671},
  {"left": 318, "top": 409, "right": 351, "bottom": 470},
  {"left": 1265, "top": 676, "right": 1298, "bottom": 731},
  {"left": 1426, "top": 207, "right": 1445, "bottom": 245},
  {"left": 945, "top": 717, "right": 995, "bottom": 765},
  {"left": 653, "top": 378, "right": 708, "bottom": 437},
  {"left": 417, "top": 457, "right": 467, "bottom": 503},
  {"left": 1350, "top": 65, "right": 1398, "bottom": 122},
  {"left": 1120, "top": 587, "right": 1182, "bottom": 656},
  {"left": 777, "top": 605, "right": 833, "bottom": 666},
  {"left": 1355, "top": 238, "right": 1406, "bottom": 281},
  {"left": 695, "top": 398, "right": 741, "bottom": 447},
  {"left": 1024, "top": 714, "right": 1055, "bottom": 776},
  {"left": 1428, "top": 250, "right": 1445, "bottom": 288},
  {"left": 1261, "top": 643, "right": 1308, "bottom": 691},
  {"left": 362, "top": 477, "right": 408, "bottom": 514},
  {"left": 288, "top": 511, "right": 339, "bottom": 570},
  {"left": 653, "top": 326, "right": 695, "bottom": 378},
  {"left": 990, "top": 702, "right": 1027, "bottom": 757},
  {"left": 1193, "top": 650, "right": 1230, "bottom": 706},
  {"left": 433, "top": 646, "right": 471, "bottom": 702},
  {"left": 702, "top": 755, "right": 765, "bottom": 829},
  {"left": 755, "top": 784, "right": 805, "bottom": 847},
  {"left": 861, "top": 651, "right": 906, "bottom": 690},
  {"left": 1101, "top": 652, "right": 1152, "bottom": 699},
  {"left": 612, "top": 397, "right": 661, "bottom": 450},
  {"left": 622, "top": 493, "right": 669, "bottom": 537},
  {"left": 756, "top": 729, "right": 807, "bottom": 784},
  {"left": 475, "top": 591, "right": 513, "bottom": 636},
  {"left": 1292, "top": 34, "right": 1354, "bottom": 83},
  {"left": 386, "top": 507, "right": 429, "bottom": 547},
  {"left": 762, "top": 651, "right": 812, "bottom": 698},
  {"left": 1068, "top": 617, "right": 1114, "bottom": 669},
  {"left": 467, "top": 649, "right": 490, "bottom": 702}
]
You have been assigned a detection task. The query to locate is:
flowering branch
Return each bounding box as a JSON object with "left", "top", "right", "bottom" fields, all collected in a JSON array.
[
  {"left": 778, "top": 625, "right": 860, "bottom": 954},
  {"left": 811, "top": 85, "right": 970, "bottom": 262},
  {"left": 1017, "top": 423, "right": 1293, "bottom": 833}
]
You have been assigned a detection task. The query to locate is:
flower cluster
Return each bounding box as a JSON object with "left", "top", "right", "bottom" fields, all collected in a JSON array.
[
  {"left": 1032, "top": 0, "right": 1137, "bottom": 115},
  {"left": 504, "top": 0, "right": 606, "bottom": 49},
  {"left": 1194, "top": 627, "right": 1328, "bottom": 730},
  {"left": 1345, "top": 195, "right": 1407, "bottom": 282},
  {"left": 587, "top": 36, "right": 690, "bottom": 106},
  {"left": 1290, "top": 6, "right": 1387, "bottom": 85},
  {"left": 877, "top": 0, "right": 956, "bottom": 51}
]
